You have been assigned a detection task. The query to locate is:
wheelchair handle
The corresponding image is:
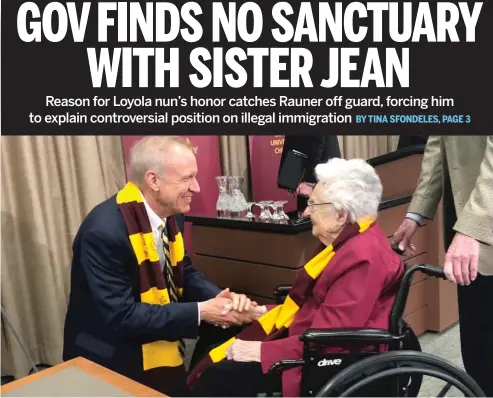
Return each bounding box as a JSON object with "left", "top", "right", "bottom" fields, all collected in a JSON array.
[
  {"left": 391, "top": 244, "right": 446, "bottom": 279},
  {"left": 391, "top": 244, "right": 405, "bottom": 256},
  {"left": 413, "top": 264, "right": 446, "bottom": 279}
]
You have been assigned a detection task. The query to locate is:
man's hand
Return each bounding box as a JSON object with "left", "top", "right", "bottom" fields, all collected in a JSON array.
[
  {"left": 217, "top": 288, "right": 256, "bottom": 313},
  {"left": 226, "top": 339, "right": 262, "bottom": 362},
  {"left": 296, "top": 182, "right": 314, "bottom": 198},
  {"left": 390, "top": 218, "right": 419, "bottom": 256},
  {"left": 444, "top": 233, "right": 480, "bottom": 285},
  {"left": 199, "top": 296, "right": 234, "bottom": 327}
]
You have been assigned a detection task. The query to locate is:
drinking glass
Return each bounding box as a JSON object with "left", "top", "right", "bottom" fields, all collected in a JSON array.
[
  {"left": 245, "top": 202, "right": 256, "bottom": 218},
  {"left": 257, "top": 201, "right": 273, "bottom": 221},
  {"left": 275, "top": 201, "right": 290, "bottom": 221},
  {"left": 269, "top": 202, "right": 281, "bottom": 222}
]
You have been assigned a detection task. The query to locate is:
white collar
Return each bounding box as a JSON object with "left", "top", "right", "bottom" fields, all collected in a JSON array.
[{"left": 141, "top": 191, "right": 165, "bottom": 232}]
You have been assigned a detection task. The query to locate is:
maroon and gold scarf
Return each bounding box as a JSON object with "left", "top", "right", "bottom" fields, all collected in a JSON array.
[{"left": 116, "top": 182, "right": 186, "bottom": 376}]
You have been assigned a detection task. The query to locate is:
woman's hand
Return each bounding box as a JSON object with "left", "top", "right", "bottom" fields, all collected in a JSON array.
[{"left": 226, "top": 340, "right": 262, "bottom": 362}]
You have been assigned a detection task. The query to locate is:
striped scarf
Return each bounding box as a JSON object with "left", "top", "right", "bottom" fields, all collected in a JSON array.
[
  {"left": 188, "top": 218, "right": 375, "bottom": 388},
  {"left": 116, "top": 182, "right": 186, "bottom": 373}
]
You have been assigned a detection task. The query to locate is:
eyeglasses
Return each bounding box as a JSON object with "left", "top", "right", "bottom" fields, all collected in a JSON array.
[{"left": 306, "top": 202, "right": 333, "bottom": 210}]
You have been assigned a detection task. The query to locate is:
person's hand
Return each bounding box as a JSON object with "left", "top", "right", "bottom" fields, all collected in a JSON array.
[
  {"left": 296, "top": 182, "right": 314, "bottom": 198},
  {"left": 247, "top": 305, "right": 268, "bottom": 321},
  {"left": 217, "top": 288, "right": 257, "bottom": 313},
  {"left": 390, "top": 218, "right": 419, "bottom": 256},
  {"left": 225, "top": 305, "right": 268, "bottom": 326},
  {"left": 444, "top": 233, "right": 479, "bottom": 285},
  {"left": 199, "top": 296, "right": 234, "bottom": 327},
  {"left": 226, "top": 339, "right": 262, "bottom": 362}
]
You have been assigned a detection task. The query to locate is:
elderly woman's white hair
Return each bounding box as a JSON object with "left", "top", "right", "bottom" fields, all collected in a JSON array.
[{"left": 314, "top": 158, "right": 383, "bottom": 223}]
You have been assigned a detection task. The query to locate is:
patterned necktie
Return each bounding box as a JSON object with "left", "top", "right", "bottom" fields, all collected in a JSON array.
[{"left": 160, "top": 221, "right": 186, "bottom": 359}]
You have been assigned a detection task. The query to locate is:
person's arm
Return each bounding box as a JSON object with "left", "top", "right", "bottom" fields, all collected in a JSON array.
[
  {"left": 81, "top": 229, "right": 200, "bottom": 342},
  {"left": 260, "top": 256, "right": 387, "bottom": 373},
  {"left": 453, "top": 136, "right": 493, "bottom": 245},
  {"left": 406, "top": 136, "right": 443, "bottom": 219}
]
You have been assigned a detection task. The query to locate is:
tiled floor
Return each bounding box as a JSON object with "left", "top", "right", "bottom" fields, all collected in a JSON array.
[{"left": 417, "top": 323, "right": 464, "bottom": 397}]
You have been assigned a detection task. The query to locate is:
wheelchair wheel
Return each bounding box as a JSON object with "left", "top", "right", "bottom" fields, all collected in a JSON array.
[{"left": 315, "top": 351, "right": 485, "bottom": 397}]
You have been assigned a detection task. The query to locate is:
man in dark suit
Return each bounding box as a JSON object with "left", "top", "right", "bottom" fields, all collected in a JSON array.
[
  {"left": 63, "top": 136, "right": 255, "bottom": 396},
  {"left": 278, "top": 135, "right": 341, "bottom": 212},
  {"left": 396, "top": 134, "right": 429, "bottom": 150}
]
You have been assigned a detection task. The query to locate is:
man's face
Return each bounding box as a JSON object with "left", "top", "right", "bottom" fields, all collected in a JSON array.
[{"left": 156, "top": 145, "right": 200, "bottom": 215}]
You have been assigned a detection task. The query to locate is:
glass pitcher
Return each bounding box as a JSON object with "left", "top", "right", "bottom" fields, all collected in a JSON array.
[{"left": 215, "top": 176, "right": 231, "bottom": 217}]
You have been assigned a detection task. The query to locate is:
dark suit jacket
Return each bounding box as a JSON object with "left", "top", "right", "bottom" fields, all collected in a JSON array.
[
  {"left": 278, "top": 135, "right": 341, "bottom": 211},
  {"left": 260, "top": 224, "right": 404, "bottom": 396},
  {"left": 63, "top": 195, "right": 220, "bottom": 384},
  {"left": 396, "top": 134, "right": 429, "bottom": 150},
  {"left": 279, "top": 135, "right": 341, "bottom": 184}
]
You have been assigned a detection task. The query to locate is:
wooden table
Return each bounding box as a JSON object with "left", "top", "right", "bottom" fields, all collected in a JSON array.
[{"left": 0, "top": 357, "right": 165, "bottom": 397}]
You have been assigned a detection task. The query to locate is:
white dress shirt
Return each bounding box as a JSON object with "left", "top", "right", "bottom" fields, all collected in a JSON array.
[
  {"left": 141, "top": 193, "right": 201, "bottom": 325},
  {"left": 406, "top": 212, "right": 425, "bottom": 226}
]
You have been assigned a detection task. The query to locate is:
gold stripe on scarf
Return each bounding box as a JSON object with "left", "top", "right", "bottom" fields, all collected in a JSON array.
[
  {"left": 210, "top": 337, "right": 237, "bottom": 363},
  {"left": 169, "top": 232, "right": 185, "bottom": 267},
  {"left": 142, "top": 340, "right": 184, "bottom": 369},
  {"left": 117, "top": 182, "right": 144, "bottom": 204},
  {"left": 141, "top": 287, "right": 171, "bottom": 306},
  {"left": 129, "top": 232, "right": 159, "bottom": 264},
  {"left": 274, "top": 296, "right": 300, "bottom": 329},
  {"left": 259, "top": 306, "right": 282, "bottom": 335},
  {"left": 305, "top": 245, "right": 336, "bottom": 279}
]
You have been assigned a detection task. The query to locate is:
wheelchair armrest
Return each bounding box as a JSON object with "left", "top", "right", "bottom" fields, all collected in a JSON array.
[
  {"left": 273, "top": 284, "right": 292, "bottom": 298},
  {"left": 300, "top": 328, "right": 404, "bottom": 345},
  {"left": 267, "top": 359, "right": 305, "bottom": 375}
]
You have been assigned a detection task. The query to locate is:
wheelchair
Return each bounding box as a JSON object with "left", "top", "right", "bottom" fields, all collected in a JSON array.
[{"left": 266, "top": 259, "right": 485, "bottom": 397}]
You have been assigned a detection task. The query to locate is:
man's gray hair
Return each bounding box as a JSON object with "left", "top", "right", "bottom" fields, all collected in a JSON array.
[
  {"left": 129, "top": 136, "right": 192, "bottom": 185},
  {"left": 314, "top": 158, "right": 383, "bottom": 223}
]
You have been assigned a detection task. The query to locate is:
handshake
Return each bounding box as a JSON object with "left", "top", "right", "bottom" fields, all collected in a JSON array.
[{"left": 199, "top": 288, "right": 267, "bottom": 328}]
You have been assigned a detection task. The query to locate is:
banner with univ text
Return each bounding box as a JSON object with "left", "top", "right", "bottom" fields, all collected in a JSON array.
[{"left": 248, "top": 135, "right": 297, "bottom": 213}]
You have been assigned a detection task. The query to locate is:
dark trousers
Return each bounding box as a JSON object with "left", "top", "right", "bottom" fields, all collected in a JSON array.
[
  {"left": 443, "top": 174, "right": 493, "bottom": 396},
  {"left": 297, "top": 195, "right": 308, "bottom": 213},
  {"left": 457, "top": 274, "right": 493, "bottom": 397},
  {"left": 193, "top": 360, "right": 282, "bottom": 397},
  {"left": 188, "top": 323, "right": 282, "bottom": 397}
]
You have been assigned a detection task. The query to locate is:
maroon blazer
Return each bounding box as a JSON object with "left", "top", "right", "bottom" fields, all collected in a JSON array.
[{"left": 260, "top": 224, "right": 404, "bottom": 397}]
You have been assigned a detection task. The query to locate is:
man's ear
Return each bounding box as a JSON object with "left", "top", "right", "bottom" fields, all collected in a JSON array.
[{"left": 145, "top": 171, "right": 160, "bottom": 192}]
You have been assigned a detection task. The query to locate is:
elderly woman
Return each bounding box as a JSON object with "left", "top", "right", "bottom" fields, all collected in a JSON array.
[{"left": 188, "top": 158, "right": 404, "bottom": 397}]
